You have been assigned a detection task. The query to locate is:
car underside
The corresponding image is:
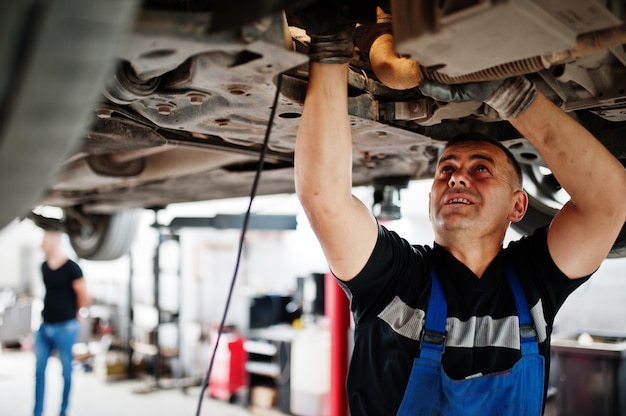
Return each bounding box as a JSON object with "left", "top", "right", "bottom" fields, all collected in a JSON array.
[{"left": 1, "top": 0, "right": 625, "bottom": 259}]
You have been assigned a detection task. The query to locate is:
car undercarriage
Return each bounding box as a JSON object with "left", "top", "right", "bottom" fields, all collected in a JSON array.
[{"left": 1, "top": 0, "right": 625, "bottom": 259}]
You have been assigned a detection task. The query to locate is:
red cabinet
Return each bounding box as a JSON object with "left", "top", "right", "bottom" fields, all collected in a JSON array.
[{"left": 208, "top": 331, "right": 248, "bottom": 401}]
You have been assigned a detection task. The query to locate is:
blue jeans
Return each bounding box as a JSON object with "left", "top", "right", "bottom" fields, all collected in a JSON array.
[{"left": 34, "top": 319, "right": 79, "bottom": 416}]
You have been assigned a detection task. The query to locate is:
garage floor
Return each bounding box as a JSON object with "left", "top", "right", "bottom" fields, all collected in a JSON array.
[
  {"left": 0, "top": 348, "right": 260, "bottom": 416},
  {"left": 0, "top": 345, "right": 594, "bottom": 416}
]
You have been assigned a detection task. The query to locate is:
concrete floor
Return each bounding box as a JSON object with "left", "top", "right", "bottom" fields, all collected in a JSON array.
[{"left": 0, "top": 348, "right": 259, "bottom": 416}]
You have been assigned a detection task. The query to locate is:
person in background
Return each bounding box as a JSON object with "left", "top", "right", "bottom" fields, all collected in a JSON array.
[{"left": 34, "top": 230, "right": 90, "bottom": 416}]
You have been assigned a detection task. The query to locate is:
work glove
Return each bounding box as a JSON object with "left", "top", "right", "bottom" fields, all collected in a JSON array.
[
  {"left": 419, "top": 76, "right": 536, "bottom": 120},
  {"left": 290, "top": 0, "right": 356, "bottom": 64}
]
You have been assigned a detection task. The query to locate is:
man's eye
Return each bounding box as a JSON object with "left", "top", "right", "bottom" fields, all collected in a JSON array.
[
  {"left": 441, "top": 166, "right": 454, "bottom": 174},
  {"left": 476, "top": 165, "right": 489, "bottom": 173}
]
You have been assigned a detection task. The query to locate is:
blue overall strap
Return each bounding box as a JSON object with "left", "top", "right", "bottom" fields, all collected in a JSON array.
[
  {"left": 397, "top": 263, "right": 545, "bottom": 416},
  {"left": 420, "top": 268, "right": 447, "bottom": 356},
  {"left": 504, "top": 262, "right": 539, "bottom": 356}
]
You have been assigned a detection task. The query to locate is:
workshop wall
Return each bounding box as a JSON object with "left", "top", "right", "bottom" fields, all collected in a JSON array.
[{"left": 0, "top": 219, "right": 50, "bottom": 298}]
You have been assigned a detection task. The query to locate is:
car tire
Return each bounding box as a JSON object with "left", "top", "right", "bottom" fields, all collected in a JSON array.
[
  {"left": 67, "top": 210, "right": 143, "bottom": 261},
  {"left": 513, "top": 165, "right": 626, "bottom": 258}
]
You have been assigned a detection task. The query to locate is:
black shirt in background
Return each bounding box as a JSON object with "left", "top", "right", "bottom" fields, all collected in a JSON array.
[{"left": 41, "top": 259, "right": 83, "bottom": 323}]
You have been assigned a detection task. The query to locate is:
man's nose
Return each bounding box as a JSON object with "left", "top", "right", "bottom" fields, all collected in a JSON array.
[{"left": 448, "top": 170, "right": 468, "bottom": 187}]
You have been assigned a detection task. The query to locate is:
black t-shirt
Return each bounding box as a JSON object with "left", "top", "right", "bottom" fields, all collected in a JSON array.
[
  {"left": 339, "top": 224, "right": 590, "bottom": 415},
  {"left": 42, "top": 259, "right": 83, "bottom": 323}
]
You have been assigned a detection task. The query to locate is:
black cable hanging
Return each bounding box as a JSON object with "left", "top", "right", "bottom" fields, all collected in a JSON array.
[{"left": 195, "top": 72, "right": 285, "bottom": 416}]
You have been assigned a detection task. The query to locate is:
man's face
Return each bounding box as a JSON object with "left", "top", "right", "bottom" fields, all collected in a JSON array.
[
  {"left": 429, "top": 141, "right": 526, "bottom": 239},
  {"left": 41, "top": 231, "right": 62, "bottom": 256}
]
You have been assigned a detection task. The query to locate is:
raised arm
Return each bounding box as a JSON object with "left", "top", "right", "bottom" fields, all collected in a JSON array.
[
  {"left": 295, "top": 61, "right": 378, "bottom": 282},
  {"left": 291, "top": 0, "right": 381, "bottom": 285},
  {"left": 510, "top": 92, "right": 626, "bottom": 278}
]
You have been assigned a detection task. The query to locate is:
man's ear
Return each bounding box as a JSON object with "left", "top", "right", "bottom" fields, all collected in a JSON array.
[
  {"left": 428, "top": 192, "right": 432, "bottom": 221},
  {"left": 509, "top": 190, "right": 528, "bottom": 223}
]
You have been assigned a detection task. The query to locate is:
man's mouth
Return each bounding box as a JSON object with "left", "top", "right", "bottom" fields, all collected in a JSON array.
[
  {"left": 442, "top": 189, "right": 477, "bottom": 206},
  {"left": 447, "top": 197, "right": 472, "bottom": 205}
]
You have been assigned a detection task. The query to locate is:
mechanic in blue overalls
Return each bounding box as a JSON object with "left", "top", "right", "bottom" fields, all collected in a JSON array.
[{"left": 291, "top": 2, "right": 626, "bottom": 415}]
